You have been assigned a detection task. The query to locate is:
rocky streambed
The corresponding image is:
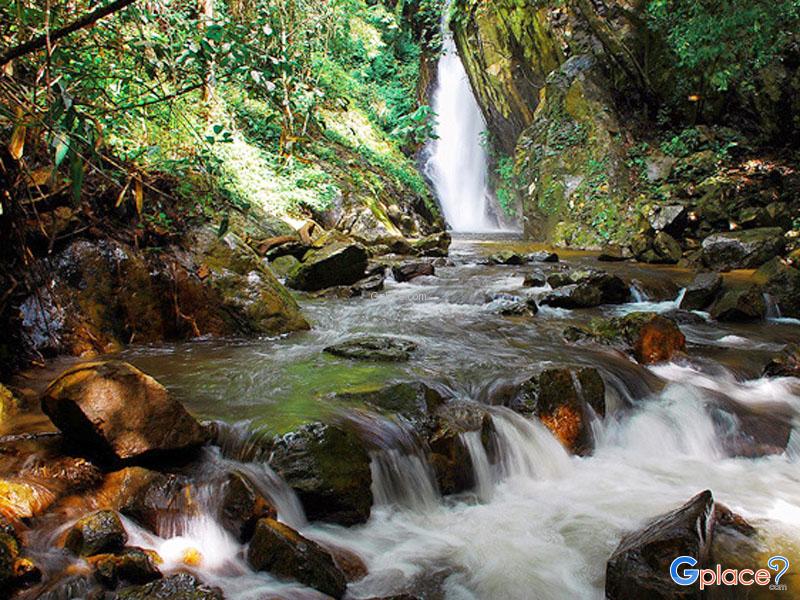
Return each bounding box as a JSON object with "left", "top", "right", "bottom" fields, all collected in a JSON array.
[{"left": 1, "top": 235, "right": 799, "bottom": 599}]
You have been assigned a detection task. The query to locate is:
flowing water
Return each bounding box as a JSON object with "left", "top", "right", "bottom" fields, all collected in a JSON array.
[
  {"left": 424, "top": 16, "right": 507, "bottom": 233},
  {"left": 9, "top": 236, "right": 800, "bottom": 599}
]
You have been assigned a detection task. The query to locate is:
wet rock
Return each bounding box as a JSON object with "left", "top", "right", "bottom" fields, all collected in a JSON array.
[
  {"left": 248, "top": 518, "right": 347, "bottom": 598},
  {"left": 411, "top": 232, "right": 451, "bottom": 257},
  {"left": 0, "top": 519, "right": 20, "bottom": 590},
  {"left": 487, "top": 251, "right": 525, "bottom": 265},
  {"left": 326, "top": 543, "right": 368, "bottom": 583},
  {"left": 334, "top": 382, "right": 445, "bottom": 428},
  {"left": 763, "top": 344, "right": 800, "bottom": 379},
  {"left": 41, "top": 361, "right": 208, "bottom": 462},
  {"left": 508, "top": 368, "right": 605, "bottom": 455},
  {"left": 65, "top": 511, "right": 128, "bottom": 557},
  {"left": 287, "top": 237, "right": 368, "bottom": 292},
  {"left": 268, "top": 423, "right": 372, "bottom": 525},
  {"left": 631, "top": 232, "right": 682, "bottom": 265},
  {"left": 701, "top": 227, "right": 786, "bottom": 270},
  {"left": 710, "top": 399, "right": 793, "bottom": 458},
  {"left": 115, "top": 572, "right": 223, "bottom": 600},
  {"left": 606, "top": 490, "right": 758, "bottom": 600},
  {"left": 324, "top": 336, "right": 418, "bottom": 362},
  {"left": 679, "top": 272, "right": 723, "bottom": 311},
  {"left": 709, "top": 286, "right": 766, "bottom": 322},
  {"left": 429, "top": 401, "right": 496, "bottom": 495},
  {"left": 528, "top": 251, "right": 559, "bottom": 263},
  {"left": 353, "top": 273, "right": 386, "bottom": 295},
  {"left": 90, "top": 547, "right": 162, "bottom": 588},
  {"left": 660, "top": 309, "right": 707, "bottom": 326},
  {"left": 598, "top": 244, "right": 632, "bottom": 262},
  {"left": 0, "top": 384, "right": 16, "bottom": 424},
  {"left": 392, "top": 262, "right": 435, "bottom": 282},
  {"left": 522, "top": 270, "right": 547, "bottom": 288},
  {"left": 484, "top": 294, "right": 539, "bottom": 316},
  {"left": 220, "top": 471, "right": 277, "bottom": 542},
  {"left": 754, "top": 257, "right": 800, "bottom": 318},
  {"left": 540, "top": 270, "right": 630, "bottom": 308},
  {"left": 564, "top": 313, "right": 686, "bottom": 365},
  {"left": 631, "top": 316, "right": 687, "bottom": 365}
]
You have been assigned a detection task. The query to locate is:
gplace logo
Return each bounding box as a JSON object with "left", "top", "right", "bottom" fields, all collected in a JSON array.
[{"left": 670, "top": 555, "right": 790, "bottom": 591}]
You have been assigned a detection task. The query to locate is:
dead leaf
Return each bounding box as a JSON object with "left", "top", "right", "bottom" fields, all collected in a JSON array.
[
  {"left": 197, "top": 264, "right": 210, "bottom": 280},
  {"left": 134, "top": 178, "right": 144, "bottom": 216},
  {"left": 9, "top": 124, "right": 25, "bottom": 160}
]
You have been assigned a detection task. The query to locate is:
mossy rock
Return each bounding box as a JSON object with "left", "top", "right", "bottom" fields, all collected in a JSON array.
[{"left": 64, "top": 511, "right": 128, "bottom": 557}]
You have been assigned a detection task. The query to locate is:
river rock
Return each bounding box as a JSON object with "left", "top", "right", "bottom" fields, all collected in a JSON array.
[
  {"left": 598, "top": 244, "right": 632, "bottom": 262},
  {"left": 709, "top": 399, "right": 794, "bottom": 458},
  {"left": 540, "top": 270, "right": 630, "bottom": 309},
  {"left": 334, "top": 382, "right": 445, "bottom": 429},
  {"left": 268, "top": 423, "right": 372, "bottom": 525},
  {"left": 709, "top": 286, "right": 766, "bottom": 322},
  {"left": 508, "top": 367, "right": 605, "bottom": 455},
  {"left": 220, "top": 471, "right": 277, "bottom": 542},
  {"left": 286, "top": 237, "right": 368, "bottom": 292},
  {"left": 0, "top": 517, "right": 39, "bottom": 592},
  {"left": 647, "top": 205, "right": 687, "bottom": 236},
  {"left": 487, "top": 251, "right": 525, "bottom": 265},
  {"left": 0, "top": 384, "right": 16, "bottom": 424},
  {"left": 606, "top": 490, "right": 758, "bottom": 600},
  {"left": 268, "top": 254, "right": 300, "bottom": 278},
  {"left": 701, "top": 227, "right": 785, "bottom": 270},
  {"left": 429, "top": 401, "right": 496, "bottom": 495},
  {"left": 325, "top": 543, "right": 368, "bottom": 583},
  {"left": 631, "top": 231, "right": 682, "bottom": 264},
  {"left": 115, "top": 572, "right": 223, "bottom": 600},
  {"left": 523, "top": 270, "right": 547, "bottom": 287},
  {"left": 528, "top": 251, "right": 559, "bottom": 263},
  {"left": 247, "top": 518, "right": 347, "bottom": 599},
  {"left": 484, "top": 294, "right": 539, "bottom": 316},
  {"left": 763, "top": 344, "right": 800, "bottom": 378},
  {"left": 90, "top": 547, "right": 162, "bottom": 587},
  {"left": 411, "top": 232, "right": 451, "bottom": 257},
  {"left": 679, "top": 272, "right": 723, "bottom": 311},
  {"left": 564, "top": 313, "right": 686, "bottom": 365},
  {"left": 754, "top": 257, "right": 800, "bottom": 318},
  {"left": 392, "top": 261, "right": 435, "bottom": 282},
  {"left": 64, "top": 511, "right": 128, "bottom": 557},
  {"left": 41, "top": 361, "right": 208, "bottom": 463},
  {"left": 324, "top": 336, "right": 418, "bottom": 362}
]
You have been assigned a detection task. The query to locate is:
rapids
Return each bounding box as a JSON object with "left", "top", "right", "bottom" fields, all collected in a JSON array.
[{"left": 11, "top": 237, "right": 800, "bottom": 599}]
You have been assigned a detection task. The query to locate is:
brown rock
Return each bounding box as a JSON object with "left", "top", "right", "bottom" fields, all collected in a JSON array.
[
  {"left": 41, "top": 361, "right": 208, "bottom": 462},
  {"left": 220, "top": 471, "right": 277, "bottom": 542},
  {"left": 64, "top": 511, "right": 128, "bottom": 557},
  {"left": 392, "top": 262, "right": 435, "bottom": 282},
  {"left": 247, "top": 518, "right": 347, "bottom": 599},
  {"left": 632, "top": 315, "right": 687, "bottom": 365}
]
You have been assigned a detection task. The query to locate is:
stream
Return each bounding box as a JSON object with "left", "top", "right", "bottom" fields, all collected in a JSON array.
[{"left": 13, "top": 235, "right": 799, "bottom": 599}]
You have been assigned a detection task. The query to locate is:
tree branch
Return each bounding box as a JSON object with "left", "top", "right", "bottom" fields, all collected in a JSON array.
[{"left": 0, "top": 0, "right": 139, "bottom": 67}]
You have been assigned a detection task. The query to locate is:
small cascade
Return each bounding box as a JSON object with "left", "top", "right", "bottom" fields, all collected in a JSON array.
[
  {"left": 370, "top": 449, "right": 440, "bottom": 511},
  {"left": 764, "top": 292, "right": 783, "bottom": 319},
  {"left": 459, "top": 429, "right": 495, "bottom": 501}
]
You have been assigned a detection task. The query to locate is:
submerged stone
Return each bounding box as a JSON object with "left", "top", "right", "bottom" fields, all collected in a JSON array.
[{"left": 324, "top": 336, "right": 418, "bottom": 362}]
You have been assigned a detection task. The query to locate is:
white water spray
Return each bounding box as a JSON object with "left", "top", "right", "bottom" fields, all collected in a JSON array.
[{"left": 425, "top": 15, "right": 502, "bottom": 232}]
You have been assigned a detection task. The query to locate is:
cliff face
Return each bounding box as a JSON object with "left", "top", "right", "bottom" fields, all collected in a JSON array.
[{"left": 451, "top": 0, "right": 800, "bottom": 247}]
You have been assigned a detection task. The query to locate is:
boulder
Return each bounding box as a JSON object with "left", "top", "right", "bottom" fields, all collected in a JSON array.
[
  {"left": 287, "top": 239, "right": 368, "bottom": 292},
  {"left": 268, "top": 423, "right": 372, "bottom": 525},
  {"left": 701, "top": 227, "right": 785, "bottom": 270},
  {"left": 428, "top": 401, "right": 496, "bottom": 495},
  {"left": 709, "top": 286, "right": 766, "bottom": 322},
  {"left": 219, "top": 471, "right": 277, "bottom": 542},
  {"left": 540, "top": 270, "right": 630, "bottom": 309},
  {"left": 528, "top": 251, "right": 560, "bottom": 263},
  {"left": 754, "top": 257, "right": 800, "bottom": 318},
  {"left": 631, "top": 232, "right": 682, "bottom": 264},
  {"left": 507, "top": 367, "right": 605, "bottom": 455},
  {"left": 606, "top": 490, "right": 758, "bottom": 600},
  {"left": 487, "top": 251, "right": 525, "bottom": 265},
  {"left": 411, "top": 232, "right": 451, "bottom": 257},
  {"left": 247, "top": 518, "right": 347, "bottom": 599},
  {"left": 41, "top": 361, "right": 208, "bottom": 462},
  {"left": 115, "top": 573, "right": 223, "bottom": 600},
  {"left": 679, "top": 272, "right": 723, "bottom": 311},
  {"left": 709, "top": 400, "right": 793, "bottom": 458},
  {"left": 324, "top": 336, "right": 418, "bottom": 362},
  {"left": 325, "top": 543, "right": 368, "bottom": 583},
  {"left": 333, "top": 381, "right": 446, "bottom": 429},
  {"left": 0, "top": 517, "right": 36, "bottom": 592},
  {"left": 647, "top": 205, "right": 687, "bottom": 236},
  {"left": 598, "top": 245, "right": 632, "bottom": 262},
  {"left": 631, "top": 316, "right": 687, "bottom": 365},
  {"left": 484, "top": 294, "right": 539, "bottom": 316},
  {"left": 392, "top": 262, "right": 435, "bottom": 282},
  {"left": 763, "top": 344, "right": 800, "bottom": 379},
  {"left": 90, "top": 547, "right": 162, "bottom": 587},
  {"left": 564, "top": 313, "right": 686, "bottom": 365},
  {"left": 64, "top": 511, "right": 128, "bottom": 557},
  {"left": 268, "top": 255, "right": 300, "bottom": 278},
  {"left": 523, "top": 270, "right": 547, "bottom": 288}
]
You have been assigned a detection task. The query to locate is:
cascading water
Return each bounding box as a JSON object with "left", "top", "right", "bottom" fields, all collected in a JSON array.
[{"left": 425, "top": 13, "right": 505, "bottom": 233}]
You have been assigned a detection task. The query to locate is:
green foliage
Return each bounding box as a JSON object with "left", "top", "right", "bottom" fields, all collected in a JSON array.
[
  {"left": 495, "top": 156, "right": 519, "bottom": 216},
  {"left": 648, "top": 0, "right": 800, "bottom": 94}
]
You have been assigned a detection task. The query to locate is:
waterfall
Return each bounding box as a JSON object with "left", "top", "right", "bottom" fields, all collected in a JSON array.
[{"left": 425, "top": 14, "right": 503, "bottom": 233}]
